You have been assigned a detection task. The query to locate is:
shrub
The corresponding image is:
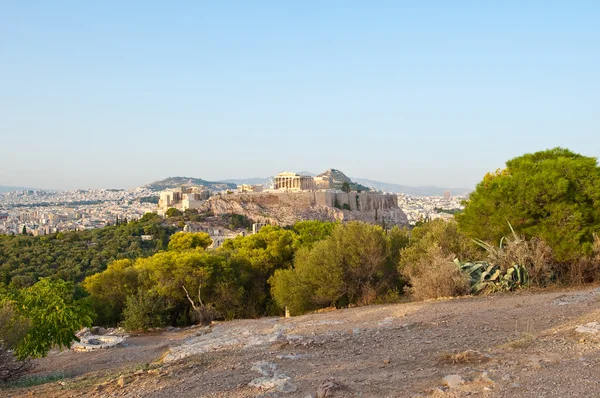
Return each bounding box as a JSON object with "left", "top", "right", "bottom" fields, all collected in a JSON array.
[
  {"left": 122, "top": 290, "right": 166, "bottom": 332},
  {"left": 473, "top": 227, "right": 556, "bottom": 286},
  {"left": 563, "top": 234, "right": 600, "bottom": 284},
  {"left": 404, "top": 247, "right": 471, "bottom": 301},
  {"left": 399, "top": 220, "right": 479, "bottom": 279}
]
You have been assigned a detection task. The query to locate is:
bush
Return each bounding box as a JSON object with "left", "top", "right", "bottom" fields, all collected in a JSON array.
[
  {"left": 563, "top": 234, "right": 600, "bottom": 285},
  {"left": 122, "top": 290, "right": 166, "bottom": 332},
  {"left": 400, "top": 220, "right": 479, "bottom": 279},
  {"left": 474, "top": 228, "right": 556, "bottom": 286},
  {"left": 403, "top": 246, "right": 471, "bottom": 301}
]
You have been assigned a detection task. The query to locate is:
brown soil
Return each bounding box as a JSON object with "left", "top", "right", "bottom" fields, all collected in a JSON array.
[{"left": 4, "top": 285, "right": 600, "bottom": 397}]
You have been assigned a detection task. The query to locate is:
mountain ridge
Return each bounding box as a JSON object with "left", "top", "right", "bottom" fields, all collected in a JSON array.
[{"left": 0, "top": 185, "right": 48, "bottom": 193}]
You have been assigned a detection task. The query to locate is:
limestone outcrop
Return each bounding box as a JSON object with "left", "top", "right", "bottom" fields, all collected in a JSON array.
[{"left": 199, "top": 191, "right": 409, "bottom": 227}]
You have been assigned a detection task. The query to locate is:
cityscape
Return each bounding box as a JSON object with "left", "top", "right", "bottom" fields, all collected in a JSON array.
[
  {"left": 0, "top": 173, "right": 464, "bottom": 236},
  {"left": 2, "top": 1, "right": 597, "bottom": 396}
]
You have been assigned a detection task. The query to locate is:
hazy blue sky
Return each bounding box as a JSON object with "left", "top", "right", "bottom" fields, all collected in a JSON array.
[{"left": 1, "top": 1, "right": 598, "bottom": 190}]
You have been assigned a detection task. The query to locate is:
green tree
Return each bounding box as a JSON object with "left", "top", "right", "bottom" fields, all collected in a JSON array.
[
  {"left": 122, "top": 290, "right": 166, "bottom": 332},
  {"left": 21, "top": 226, "right": 26, "bottom": 235},
  {"left": 82, "top": 259, "right": 140, "bottom": 326},
  {"left": 341, "top": 182, "right": 351, "bottom": 193},
  {"left": 13, "top": 278, "right": 94, "bottom": 359},
  {"left": 165, "top": 208, "right": 183, "bottom": 218},
  {"left": 292, "top": 220, "right": 337, "bottom": 250},
  {"left": 270, "top": 222, "right": 394, "bottom": 314},
  {"left": 456, "top": 148, "right": 600, "bottom": 261},
  {"left": 270, "top": 242, "right": 345, "bottom": 315},
  {"left": 168, "top": 232, "right": 212, "bottom": 251},
  {"left": 0, "top": 300, "right": 32, "bottom": 382}
]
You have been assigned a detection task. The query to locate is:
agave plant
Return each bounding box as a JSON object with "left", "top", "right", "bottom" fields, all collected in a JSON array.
[
  {"left": 454, "top": 259, "right": 528, "bottom": 294},
  {"left": 499, "top": 263, "right": 529, "bottom": 290}
]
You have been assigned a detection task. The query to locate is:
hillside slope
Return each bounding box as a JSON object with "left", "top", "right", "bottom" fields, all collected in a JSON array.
[{"left": 9, "top": 286, "right": 600, "bottom": 397}]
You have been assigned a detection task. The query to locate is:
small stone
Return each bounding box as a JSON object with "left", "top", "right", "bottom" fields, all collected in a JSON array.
[
  {"left": 383, "top": 359, "right": 390, "bottom": 364},
  {"left": 501, "top": 374, "right": 511, "bottom": 381},
  {"left": 117, "top": 376, "right": 127, "bottom": 388},
  {"left": 252, "top": 361, "right": 278, "bottom": 377},
  {"left": 476, "top": 371, "right": 494, "bottom": 385},
  {"left": 483, "top": 387, "right": 492, "bottom": 391},
  {"left": 511, "top": 382, "right": 521, "bottom": 388},
  {"left": 270, "top": 341, "right": 289, "bottom": 350},
  {"left": 442, "top": 374, "right": 465, "bottom": 389},
  {"left": 316, "top": 378, "right": 347, "bottom": 398}
]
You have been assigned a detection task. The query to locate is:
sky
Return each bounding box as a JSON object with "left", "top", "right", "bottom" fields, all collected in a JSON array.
[{"left": 1, "top": 1, "right": 599, "bottom": 190}]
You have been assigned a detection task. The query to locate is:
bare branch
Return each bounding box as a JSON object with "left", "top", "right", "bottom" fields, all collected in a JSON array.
[{"left": 181, "top": 285, "right": 198, "bottom": 312}]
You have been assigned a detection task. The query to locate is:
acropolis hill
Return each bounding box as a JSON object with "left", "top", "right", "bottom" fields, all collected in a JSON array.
[
  {"left": 157, "top": 169, "right": 409, "bottom": 227},
  {"left": 202, "top": 190, "right": 408, "bottom": 227}
]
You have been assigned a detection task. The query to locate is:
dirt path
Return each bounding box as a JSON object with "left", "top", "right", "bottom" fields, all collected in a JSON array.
[{"left": 4, "top": 286, "right": 600, "bottom": 397}]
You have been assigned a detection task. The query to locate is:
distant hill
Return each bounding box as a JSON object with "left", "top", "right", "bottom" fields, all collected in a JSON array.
[
  {"left": 222, "top": 172, "right": 315, "bottom": 187},
  {"left": 316, "top": 169, "right": 370, "bottom": 191},
  {"left": 0, "top": 186, "right": 45, "bottom": 193},
  {"left": 145, "top": 177, "right": 236, "bottom": 191},
  {"left": 221, "top": 177, "right": 272, "bottom": 186},
  {"left": 351, "top": 177, "right": 471, "bottom": 196},
  {"left": 144, "top": 174, "right": 471, "bottom": 196}
]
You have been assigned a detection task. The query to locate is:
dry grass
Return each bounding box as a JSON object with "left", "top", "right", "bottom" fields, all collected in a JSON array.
[
  {"left": 439, "top": 350, "right": 491, "bottom": 365},
  {"left": 501, "top": 332, "right": 536, "bottom": 349},
  {"left": 562, "top": 235, "right": 600, "bottom": 285},
  {"left": 404, "top": 246, "right": 471, "bottom": 301}
]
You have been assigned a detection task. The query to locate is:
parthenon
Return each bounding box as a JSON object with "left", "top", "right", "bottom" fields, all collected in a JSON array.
[{"left": 274, "top": 172, "right": 316, "bottom": 190}]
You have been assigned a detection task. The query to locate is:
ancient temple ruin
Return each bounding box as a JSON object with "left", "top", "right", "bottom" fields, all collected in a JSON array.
[{"left": 274, "top": 172, "right": 316, "bottom": 190}]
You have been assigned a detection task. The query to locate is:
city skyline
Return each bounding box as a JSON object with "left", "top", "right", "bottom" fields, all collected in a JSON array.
[{"left": 2, "top": 2, "right": 599, "bottom": 190}]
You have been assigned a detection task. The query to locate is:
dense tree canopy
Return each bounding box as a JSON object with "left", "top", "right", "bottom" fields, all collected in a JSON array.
[
  {"left": 270, "top": 223, "right": 409, "bottom": 315},
  {"left": 167, "top": 232, "right": 212, "bottom": 251},
  {"left": 457, "top": 148, "right": 600, "bottom": 261},
  {"left": 0, "top": 214, "right": 175, "bottom": 288}
]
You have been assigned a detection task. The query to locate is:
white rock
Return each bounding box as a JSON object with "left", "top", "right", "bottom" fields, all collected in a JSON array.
[
  {"left": 248, "top": 374, "right": 297, "bottom": 393},
  {"left": 251, "top": 361, "right": 277, "bottom": 377},
  {"left": 575, "top": 322, "right": 600, "bottom": 334},
  {"left": 442, "top": 374, "right": 465, "bottom": 389}
]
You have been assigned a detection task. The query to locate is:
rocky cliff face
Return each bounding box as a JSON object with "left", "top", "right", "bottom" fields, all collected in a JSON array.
[{"left": 199, "top": 192, "right": 408, "bottom": 227}]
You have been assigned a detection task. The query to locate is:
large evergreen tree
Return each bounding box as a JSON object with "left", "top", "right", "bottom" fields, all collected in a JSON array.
[{"left": 457, "top": 148, "right": 600, "bottom": 261}]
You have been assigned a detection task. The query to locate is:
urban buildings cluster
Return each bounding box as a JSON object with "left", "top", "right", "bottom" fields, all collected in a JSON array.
[
  {"left": 1, "top": 174, "right": 466, "bottom": 235},
  {"left": 397, "top": 193, "right": 465, "bottom": 225},
  {"left": 0, "top": 188, "right": 157, "bottom": 236}
]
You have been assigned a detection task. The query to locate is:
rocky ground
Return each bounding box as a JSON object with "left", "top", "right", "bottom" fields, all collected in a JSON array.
[{"left": 4, "top": 286, "right": 600, "bottom": 397}]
